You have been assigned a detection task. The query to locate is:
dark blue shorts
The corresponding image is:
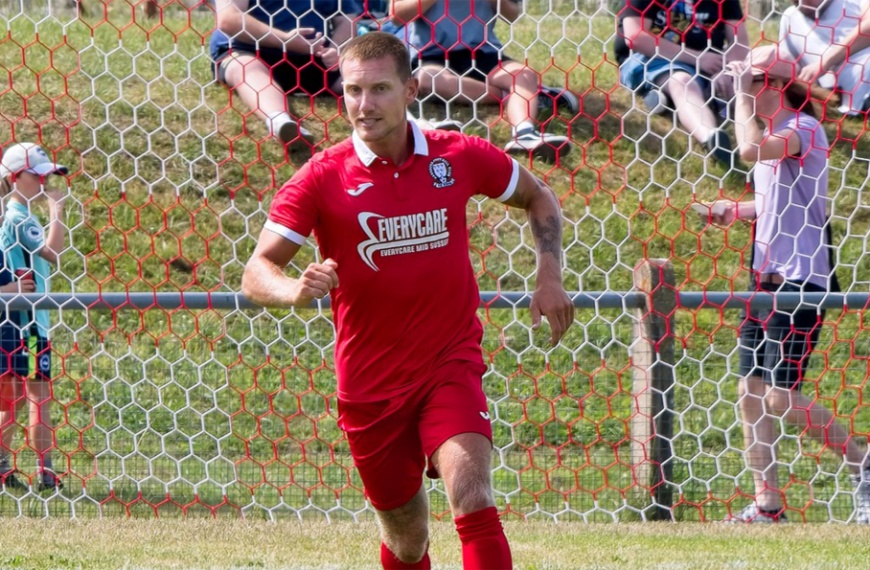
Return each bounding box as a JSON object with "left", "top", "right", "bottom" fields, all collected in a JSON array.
[
  {"left": 414, "top": 49, "right": 513, "bottom": 83},
  {"left": 213, "top": 47, "right": 341, "bottom": 97},
  {"left": 0, "top": 326, "right": 51, "bottom": 381},
  {"left": 737, "top": 281, "right": 825, "bottom": 389},
  {"left": 618, "top": 52, "right": 709, "bottom": 97}
]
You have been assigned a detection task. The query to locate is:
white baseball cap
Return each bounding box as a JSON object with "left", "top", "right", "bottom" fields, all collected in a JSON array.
[{"left": 0, "top": 142, "right": 69, "bottom": 179}]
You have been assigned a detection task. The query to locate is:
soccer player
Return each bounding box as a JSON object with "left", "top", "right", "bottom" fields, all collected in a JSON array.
[
  {"left": 700, "top": 45, "right": 870, "bottom": 523},
  {"left": 242, "top": 31, "right": 574, "bottom": 569}
]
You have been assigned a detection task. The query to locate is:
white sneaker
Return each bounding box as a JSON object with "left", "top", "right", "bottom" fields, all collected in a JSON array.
[
  {"left": 274, "top": 118, "right": 315, "bottom": 150},
  {"left": 851, "top": 468, "right": 870, "bottom": 524},
  {"left": 504, "top": 130, "right": 571, "bottom": 162},
  {"left": 725, "top": 503, "right": 787, "bottom": 523}
]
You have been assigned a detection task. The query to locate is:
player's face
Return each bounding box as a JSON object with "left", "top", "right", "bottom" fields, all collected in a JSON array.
[{"left": 341, "top": 56, "right": 417, "bottom": 147}]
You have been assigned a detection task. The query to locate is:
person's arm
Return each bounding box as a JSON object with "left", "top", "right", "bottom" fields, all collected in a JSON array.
[
  {"left": 492, "top": 0, "right": 522, "bottom": 23},
  {"left": 622, "top": 15, "right": 722, "bottom": 75},
  {"left": 390, "top": 0, "right": 438, "bottom": 25},
  {"left": 214, "top": 0, "right": 320, "bottom": 53},
  {"left": 798, "top": 4, "right": 870, "bottom": 82},
  {"left": 242, "top": 231, "right": 339, "bottom": 308},
  {"left": 501, "top": 167, "right": 574, "bottom": 346},
  {"left": 819, "top": 5, "right": 870, "bottom": 69},
  {"left": 37, "top": 190, "right": 66, "bottom": 265},
  {"left": 723, "top": 20, "right": 750, "bottom": 64},
  {"left": 697, "top": 199, "right": 756, "bottom": 227}
]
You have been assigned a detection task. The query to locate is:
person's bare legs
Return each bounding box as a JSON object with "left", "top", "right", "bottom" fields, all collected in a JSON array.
[
  {"left": 487, "top": 61, "right": 540, "bottom": 130},
  {"left": 433, "top": 432, "right": 511, "bottom": 569},
  {"left": 375, "top": 485, "right": 430, "bottom": 565},
  {"left": 0, "top": 373, "right": 21, "bottom": 477},
  {"left": 661, "top": 71, "right": 718, "bottom": 145},
  {"left": 26, "top": 380, "right": 56, "bottom": 481},
  {"left": 220, "top": 54, "right": 311, "bottom": 146},
  {"left": 739, "top": 375, "right": 784, "bottom": 511},
  {"left": 764, "top": 385, "right": 868, "bottom": 473}
]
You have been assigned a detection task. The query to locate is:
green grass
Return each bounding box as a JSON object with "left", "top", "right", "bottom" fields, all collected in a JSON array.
[
  {"left": 1, "top": 519, "right": 870, "bottom": 569},
  {"left": 0, "top": 0, "right": 868, "bottom": 524}
]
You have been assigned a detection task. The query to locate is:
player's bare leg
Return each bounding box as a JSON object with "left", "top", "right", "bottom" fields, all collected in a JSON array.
[
  {"left": 376, "top": 485, "right": 431, "bottom": 568},
  {"left": 433, "top": 432, "right": 511, "bottom": 570}
]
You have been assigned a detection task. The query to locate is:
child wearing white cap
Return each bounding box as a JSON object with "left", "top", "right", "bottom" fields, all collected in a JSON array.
[{"left": 0, "top": 142, "right": 68, "bottom": 492}]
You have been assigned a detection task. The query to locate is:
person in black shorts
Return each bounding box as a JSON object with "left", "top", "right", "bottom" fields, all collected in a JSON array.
[
  {"left": 210, "top": 1, "right": 363, "bottom": 150},
  {"left": 391, "top": 0, "right": 578, "bottom": 162},
  {"left": 699, "top": 45, "right": 870, "bottom": 524}
]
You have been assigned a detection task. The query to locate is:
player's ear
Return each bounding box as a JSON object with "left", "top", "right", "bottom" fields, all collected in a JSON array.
[{"left": 405, "top": 76, "right": 419, "bottom": 105}]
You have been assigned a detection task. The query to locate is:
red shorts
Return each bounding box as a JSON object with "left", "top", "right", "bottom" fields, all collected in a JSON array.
[{"left": 337, "top": 360, "right": 492, "bottom": 512}]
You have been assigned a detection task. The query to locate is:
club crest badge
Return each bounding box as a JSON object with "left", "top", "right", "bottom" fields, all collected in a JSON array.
[{"left": 428, "top": 158, "right": 455, "bottom": 189}]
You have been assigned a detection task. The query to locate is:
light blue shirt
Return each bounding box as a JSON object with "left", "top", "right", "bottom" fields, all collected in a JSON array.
[
  {"left": 0, "top": 201, "right": 52, "bottom": 337},
  {"left": 406, "top": 0, "right": 504, "bottom": 59}
]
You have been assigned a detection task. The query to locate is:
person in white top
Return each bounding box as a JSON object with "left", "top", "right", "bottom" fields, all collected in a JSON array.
[
  {"left": 780, "top": 0, "right": 870, "bottom": 114},
  {"left": 699, "top": 44, "right": 870, "bottom": 524}
]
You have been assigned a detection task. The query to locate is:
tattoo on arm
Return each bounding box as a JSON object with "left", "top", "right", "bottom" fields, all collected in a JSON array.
[{"left": 531, "top": 214, "right": 561, "bottom": 261}]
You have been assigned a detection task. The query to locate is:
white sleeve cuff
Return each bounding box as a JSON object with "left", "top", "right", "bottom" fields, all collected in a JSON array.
[
  {"left": 494, "top": 158, "right": 519, "bottom": 202},
  {"left": 264, "top": 220, "right": 307, "bottom": 245}
]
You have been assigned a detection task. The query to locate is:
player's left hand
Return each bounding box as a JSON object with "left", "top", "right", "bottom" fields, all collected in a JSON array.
[{"left": 530, "top": 284, "right": 574, "bottom": 346}]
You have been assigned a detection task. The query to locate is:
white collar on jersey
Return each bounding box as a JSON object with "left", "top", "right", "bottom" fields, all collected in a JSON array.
[{"left": 351, "top": 120, "right": 429, "bottom": 167}]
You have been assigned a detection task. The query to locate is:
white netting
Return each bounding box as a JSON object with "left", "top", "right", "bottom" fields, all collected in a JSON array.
[{"left": 0, "top": 0, "right": 867, "bottom": 523}]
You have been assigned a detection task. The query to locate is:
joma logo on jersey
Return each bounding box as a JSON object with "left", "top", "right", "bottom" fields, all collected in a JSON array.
[{"left": 357, "top": 209, "right": 450, "bottom": 271}]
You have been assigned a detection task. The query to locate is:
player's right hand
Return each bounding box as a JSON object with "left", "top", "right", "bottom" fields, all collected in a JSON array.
[{"left": 291, "top": 258, "right": 339, "bottom": 305}]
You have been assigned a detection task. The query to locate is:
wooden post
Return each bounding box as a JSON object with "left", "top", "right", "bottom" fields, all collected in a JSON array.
[{"left": 630, "top": 259, "right": 676, "bottom": 521}]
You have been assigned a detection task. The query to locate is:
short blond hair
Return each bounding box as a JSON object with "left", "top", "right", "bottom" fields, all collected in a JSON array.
[{"left": 339, "top": 32, "right": 412, "bottom": 83}]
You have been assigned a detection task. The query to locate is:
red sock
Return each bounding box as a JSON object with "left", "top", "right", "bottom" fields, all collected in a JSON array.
[
  {"left": 380, "top": 542, "right": 430, "bottom": 569},
  {"left": 454, "top": 506, "right": 512, "bottom": 570}
]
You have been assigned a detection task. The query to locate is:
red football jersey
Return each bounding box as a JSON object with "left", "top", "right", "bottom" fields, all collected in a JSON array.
[{"left": 266, "top": 123, "right": 519, "bottom": 403}]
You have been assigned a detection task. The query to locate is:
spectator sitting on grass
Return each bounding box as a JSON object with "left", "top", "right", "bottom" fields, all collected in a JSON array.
[
  {"left": 781, "top": 0, "right": 870, "bottom": 115},
  {"left": 210, "top": 0, "right": 362, "bottom": 150},
  {"left": 614, "top": 0, "right": 749, "bottom": 169},
  {"left": 389, "top": 0, "right": 578, "bottom": 162}
]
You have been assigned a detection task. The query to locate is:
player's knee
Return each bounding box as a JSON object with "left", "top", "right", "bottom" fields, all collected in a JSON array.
[
  {"left": 512, "top": 67, "right": 538, "bottom": 93},
  {"left": 450, "top": 473, "right": 494, "bottom": 515},
  {"left": 382, "top": 521, "right": 428, "bottom": 563},
  {"left": 387, "top": 538, "right": 428, "bottom": 565}
]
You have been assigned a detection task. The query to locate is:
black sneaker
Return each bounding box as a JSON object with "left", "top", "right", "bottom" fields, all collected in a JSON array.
[
  {"left": 504, "top": 129, "right": 572, "bottom": 162},
  {"left": 704, "top": 130, "right": 737, "bottom": 170},
  {"left": 1, "top": 470, "right": 27, "bottom": 491},
  {"left": 37, "top": 470, "right": 63, "bottom": 492},
  {"left": 538, "top": 85, "right": 580, "bottom": 116}
]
